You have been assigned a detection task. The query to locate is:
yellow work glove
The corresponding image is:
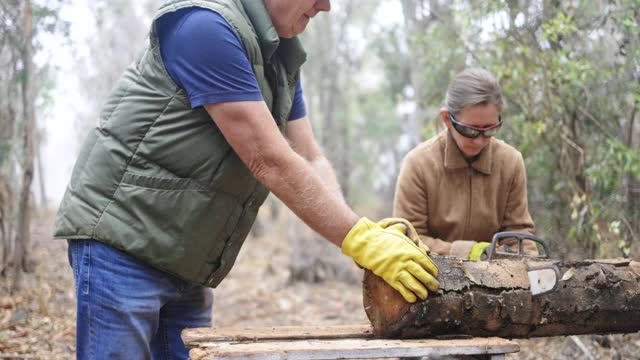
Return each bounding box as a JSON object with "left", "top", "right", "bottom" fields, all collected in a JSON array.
[
  {"left": 342, "top": 217, "right": 440, "bottom": 303},
  {"left": 469, "top": 242, "right": 491, "bottom": 261},
  {"left": 376, "top": 218, "right": 430, "bottom": 255}
]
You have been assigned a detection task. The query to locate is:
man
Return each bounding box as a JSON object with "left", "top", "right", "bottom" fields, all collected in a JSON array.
[{"left": 54, "top": 1, "right": 439, "bottom": 358}]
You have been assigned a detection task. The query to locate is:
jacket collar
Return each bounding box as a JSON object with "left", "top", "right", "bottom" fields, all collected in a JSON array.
[
  {"left": 240, "top": 0, "right": 307, "bottom": 72},
  {"left": 277, "top": 37, "right": 307, "bottom": 75},
  {"left": 444, "top": 129, "right": 493, "bottom": 175}
]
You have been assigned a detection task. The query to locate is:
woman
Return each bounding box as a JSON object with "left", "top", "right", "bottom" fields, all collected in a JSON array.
[{"left": 393, "top": 68, "right": 535, "bottom": 260}]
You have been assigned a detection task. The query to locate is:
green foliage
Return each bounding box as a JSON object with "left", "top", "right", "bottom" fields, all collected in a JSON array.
[
  {"left": 587, "top": 139, "right": 640, "bottom": 194},
  {"left": 34, "top": 2, "right": 71, "bottom": 38},
  {"left": 395, "top": 0, "right": 640, "bottom": 259},
  {"left": 541, "top": 12, "right": 577, "bottom": 43}
]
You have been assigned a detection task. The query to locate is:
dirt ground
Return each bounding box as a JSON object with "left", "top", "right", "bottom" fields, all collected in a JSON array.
[{"left": 1, "top": 210, "right": 639, "bottom": 359}]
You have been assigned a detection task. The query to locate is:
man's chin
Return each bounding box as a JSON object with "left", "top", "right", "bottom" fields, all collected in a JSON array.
[
  {"left": 291, "top": 18, "right": 310, "bottom": 36},
  {"left": 279, "top": 27, "right": 305, "bottom": 38}
]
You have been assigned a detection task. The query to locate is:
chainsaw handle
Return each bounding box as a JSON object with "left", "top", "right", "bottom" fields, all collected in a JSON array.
[{"left": 487, "top": 232, "right": 550, "bottom": 260}]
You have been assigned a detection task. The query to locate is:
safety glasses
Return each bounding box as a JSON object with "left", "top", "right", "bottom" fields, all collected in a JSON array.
[{"left": 448, "top": 113, "right": 502, "bottom": 139}]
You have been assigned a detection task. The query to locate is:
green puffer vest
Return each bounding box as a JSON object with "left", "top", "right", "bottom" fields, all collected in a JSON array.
[{"left": 53, "top": 0, "right": 306, "bottom": 287}]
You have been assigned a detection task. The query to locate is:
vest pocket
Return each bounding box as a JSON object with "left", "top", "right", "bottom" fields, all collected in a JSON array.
[
  {"left": 205, "top": 186, "right": 270, "bottom": 287},
  {"left": 121, "top": 171, "right": 205, "bottom": 190},
  {"left": 94, "top": 172, "right": 224, "bottom": 283}
]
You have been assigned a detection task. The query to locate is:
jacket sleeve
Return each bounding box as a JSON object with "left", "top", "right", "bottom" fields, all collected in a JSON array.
[
  {"left": 393, "top": 150, "right": 454, "bottom": 256},
  {"left": 501, "top": 152, "right": 535, "bottom": 233},
  {"left": 501, "top": 152, "right": 538, "bottom": 254}
]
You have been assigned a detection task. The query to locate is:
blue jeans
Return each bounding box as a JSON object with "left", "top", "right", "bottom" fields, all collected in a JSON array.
[{"left": 67, "top": 239, "right": 213, "bottom": 360}]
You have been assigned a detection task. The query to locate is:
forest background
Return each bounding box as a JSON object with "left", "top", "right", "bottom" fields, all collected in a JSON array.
[{"left": 0, "top": 0, "right": 639, "bottom": 358}]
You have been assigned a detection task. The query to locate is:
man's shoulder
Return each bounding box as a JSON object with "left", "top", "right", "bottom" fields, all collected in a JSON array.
[
  {"left": 156, "top": 6, "right": 238, "bottom": 41},
  {"left": 167, "top": 7, "right": 233, "bottom": 31}
]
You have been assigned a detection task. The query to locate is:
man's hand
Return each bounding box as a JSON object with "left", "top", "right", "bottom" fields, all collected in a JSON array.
[
  {"left": 341, "top": 217, "right": 440, "bottom": 303},
  {"left": 376, "top": 218, "right": 431, "bottom": 254}
]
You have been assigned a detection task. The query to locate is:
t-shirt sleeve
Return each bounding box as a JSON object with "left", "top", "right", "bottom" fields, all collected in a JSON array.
[
  {"left": 156, "top": 7, "right": 263, "bottom": 108},
  {"left": 288, "top": 79, "right": 307, "bottom": 121}
]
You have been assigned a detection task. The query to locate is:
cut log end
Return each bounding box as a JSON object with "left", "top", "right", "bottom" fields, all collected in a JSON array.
[{"left": 363, "top": 270, "right": 410, "bottom": 337}]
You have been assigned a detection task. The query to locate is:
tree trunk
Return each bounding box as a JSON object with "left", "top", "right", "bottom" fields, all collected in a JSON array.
[
  {"left": 12, "top": 0, "right": 34, "bottom": 291},
  {"left": 35, "top": 129, "right": 47, "bottom": 207},
  {"left": 624, "top": 99, "right": 639, "bottom": 245},
  {"left": 363, "top": 256, "right": 640, "bottom": 339},
  {"left": 400, "top": 0, "right": 429, "bottom": 149},
  {"left": 0, "top": 176, "right": 9, "bottom": 273}
]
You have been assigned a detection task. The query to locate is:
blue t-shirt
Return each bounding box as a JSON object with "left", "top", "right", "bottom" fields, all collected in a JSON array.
[{"left": 156, "top": 7, "right": 307, "bottom": 120}]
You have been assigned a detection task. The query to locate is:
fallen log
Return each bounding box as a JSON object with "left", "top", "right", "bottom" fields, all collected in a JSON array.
[{"left": 363, "top": 257, "right": 640, "bottom": 339}]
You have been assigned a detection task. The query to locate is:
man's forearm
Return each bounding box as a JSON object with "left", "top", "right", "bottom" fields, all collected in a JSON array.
[
  {"left": 255, "top": 149, "right": 358, "bottom": 246},
  {"left": 309, "top": 156, "right": 345, "bottom": 202},
  {"left": 205, "top": 101, "right": 359, "bottom": 246}
]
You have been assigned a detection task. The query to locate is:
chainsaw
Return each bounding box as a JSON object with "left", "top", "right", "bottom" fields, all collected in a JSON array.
[{"left": 485, "top": 232, "right": 559, "bottom": 296}]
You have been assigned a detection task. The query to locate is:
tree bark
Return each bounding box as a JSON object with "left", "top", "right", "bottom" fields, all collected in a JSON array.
[
  {"left": 0, "top": 176, "right": 9, "bottom": 273},
  {"left": 363, "top": 256, "right": 640, "bottom": 339},
  {"left": 12, "top": 0, "right": 34, "bottom": 290},
  {"left": 35, "top": 129, "right": 47, "bottom": 207},
  {"left": 624, "top": 99, "right": 639, "bottom": 244},
  {"left": 399, "top": 0, "right": 430, "bottom": 149}
]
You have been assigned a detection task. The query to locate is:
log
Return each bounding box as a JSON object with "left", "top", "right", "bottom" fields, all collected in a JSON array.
[{"left": 363, "top": 257, "right": 640, "bottom": 339}]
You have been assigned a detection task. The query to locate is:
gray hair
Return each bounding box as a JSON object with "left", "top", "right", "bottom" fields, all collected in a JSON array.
[{"left": 444, "top": 68, "right": 503, "bottom": 115}]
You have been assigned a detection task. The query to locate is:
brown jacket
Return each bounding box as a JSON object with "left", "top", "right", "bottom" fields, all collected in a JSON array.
[{"left": 393, "top": 130, "right": 535, "bottom": 258}]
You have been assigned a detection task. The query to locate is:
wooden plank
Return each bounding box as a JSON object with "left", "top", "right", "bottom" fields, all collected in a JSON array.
[
  {"left": 187, "top": 336, "right": 519, "bottom": 360},
  {"left": 183, "top": 325, "right": 374, "bottom": 343}
]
